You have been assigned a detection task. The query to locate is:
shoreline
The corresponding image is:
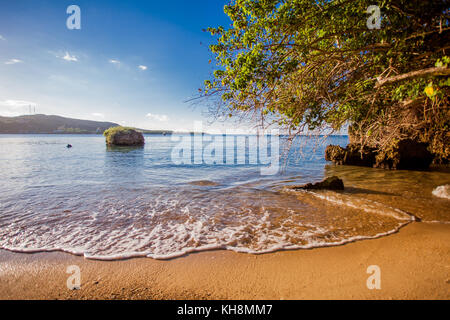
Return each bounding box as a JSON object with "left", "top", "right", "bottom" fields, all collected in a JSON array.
[
  {"left": 1, "top": 222, "right": 449, "bottom": 300},
  {"left": 0, "top": 217, "right": 415, "bottom": 262}
]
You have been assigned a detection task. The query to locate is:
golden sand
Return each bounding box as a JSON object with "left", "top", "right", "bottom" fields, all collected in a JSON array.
[{"left": 0, "top": 222, "right": 448, "bottom": 300}]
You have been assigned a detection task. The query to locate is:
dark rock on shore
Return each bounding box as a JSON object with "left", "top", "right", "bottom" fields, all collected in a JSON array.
[
  {"left": 324, "top": 145, "right": 345, "bottom": 162},
  {"left": 325, "top": 139, "right": 434, "bottom": 170},
  {"left": 293, "top": 176, "right": 344, "bottom": 191},
  {"left": 374, "top": 139, "right": 433, "bottom": 170},
  {"left": 104, "top": 127, "right": 145, "bottom": 146},
  {"left": 325, "top": 143, "right": 377, "bottom": 167}
]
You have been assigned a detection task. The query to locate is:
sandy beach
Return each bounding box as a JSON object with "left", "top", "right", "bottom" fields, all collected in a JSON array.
[{"left": 0, "top": 222, "right": 448, "bottom": 300}]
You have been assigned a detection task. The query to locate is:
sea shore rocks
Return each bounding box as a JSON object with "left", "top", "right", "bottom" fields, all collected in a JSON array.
[
  {"left": 325, "top": 144, "right": 376, "bottom": 167},
  {"left": 325, "top": 139, "right": 434, "bottom": 170},
  {"left": 293, "top": 176, "right": 345, "bottom": 191},
  {"left": 374, "top": 139, "right": 433, "bottom": 170}
]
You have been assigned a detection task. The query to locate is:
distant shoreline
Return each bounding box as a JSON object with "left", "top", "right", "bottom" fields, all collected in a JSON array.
[
  {"left": 0, "top": 114, "right": 350, "bottom": 136},
  {"left": 0, "top": 131, "right": 172, "bottom": 135},
  {"left": 0, "top": 132, "right": 349, "bottom": 137}
]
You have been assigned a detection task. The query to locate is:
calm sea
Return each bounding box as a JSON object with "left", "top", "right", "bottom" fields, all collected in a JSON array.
[{"left": 0, "top": 134, "right": 448, "bottom": 259}]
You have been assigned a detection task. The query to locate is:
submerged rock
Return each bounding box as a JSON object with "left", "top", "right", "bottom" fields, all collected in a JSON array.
[
  {"left": 188, "top": 180, "right": 219, "bottom": 186},
  {"left": 293, "top": 176, "right": 344, "bottom": 191},
  {"left": 103, "top": 126, "right": 145, "bottom": 146}
]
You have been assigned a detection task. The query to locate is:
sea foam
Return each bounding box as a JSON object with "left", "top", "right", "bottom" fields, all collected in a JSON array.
[{"left": 0, "top": 185, "right": 416, "bottom": 261}]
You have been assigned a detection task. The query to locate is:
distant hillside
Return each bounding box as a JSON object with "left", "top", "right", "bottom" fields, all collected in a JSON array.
[
  {"left": 140, "top": 129, "right": 173, "bottom": 135},
  {"left": 0, "top": 114, "right": 119, "bottom": 134}
]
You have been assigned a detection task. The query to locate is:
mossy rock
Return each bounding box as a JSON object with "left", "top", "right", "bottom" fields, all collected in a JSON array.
[{"left": 103, "top": 126, "right": 145, "bottom": 146}]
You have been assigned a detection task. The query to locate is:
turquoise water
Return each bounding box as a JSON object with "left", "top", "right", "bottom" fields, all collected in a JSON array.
[{"left": 0, "top": 134, "right": 448, "bottom": 259}]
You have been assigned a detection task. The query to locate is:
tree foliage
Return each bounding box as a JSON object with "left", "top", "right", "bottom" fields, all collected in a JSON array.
[{"left": 204, "top": 0, "right": 450, "bottom": 160}]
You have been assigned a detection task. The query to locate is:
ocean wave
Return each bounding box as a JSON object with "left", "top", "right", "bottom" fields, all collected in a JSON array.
[
  {"left": 1, "top": 226, "right": 410, "bottom": 261},
  {"left": 0, "top": 186, "right": 414, "bottom": 261},
  {"left": 283, "top": 187, "right": 415, "bottom": 221}
]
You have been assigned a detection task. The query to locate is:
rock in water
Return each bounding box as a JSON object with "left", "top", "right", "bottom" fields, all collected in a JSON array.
[
  {"left": 325, "top": 144, "right": 376, "bottom": 167},
  {"left": 324, "top": 145, "right": 345, "bottom": 162},
  {"left": 325, "top": 139, "right": 433, "bottom": 170},
  {"left": 188, "top": 180, "right": 219, "bottom": 186},
  {"left": 374, "top": 139, "right": 433, "bottom": 170},
  {"left": 103, "top": 127, "right": 145, "bottom": 146},
  {"left": 342, "top": 144, "right": 377, "bottom": 167},
  {"left": 293, "top": 176, "right": 344, "bottom": 191}
]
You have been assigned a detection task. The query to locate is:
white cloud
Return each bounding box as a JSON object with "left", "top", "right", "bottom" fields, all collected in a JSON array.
[
  {"left": 5, "top": 58, "right": 23, "bottom": 65},
  {"left": 0, "top": 100, "right": 37, "bottom": 117},
  {"left": 0, "top": 100, "right": 36, "bottom": 107},
  {"left": 0, "top": 35, "right": 5, "bottom": 41},
  {"left": 109, "top": 59, "right": 120, "bottom": 65},
  {"left": 63, "top": 52, "right": 78, "bottom": 62},
  {"left": 91, "top": 113, "right": 105, "bottom": 118},
  {"left": 138, "top": 65, "right": 147, "bottom": 71},
  {"left": 146, "top": 113, "right": 169, "bottom": 122}
]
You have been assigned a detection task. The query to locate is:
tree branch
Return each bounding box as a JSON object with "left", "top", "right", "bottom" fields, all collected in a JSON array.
[{"left": 375, "top": 67, "right": 450, "bottom": 88}]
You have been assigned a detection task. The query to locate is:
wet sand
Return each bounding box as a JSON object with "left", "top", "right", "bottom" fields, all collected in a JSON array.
[{"left": 0, "top": 222, "right": 449, "bottom": 300}]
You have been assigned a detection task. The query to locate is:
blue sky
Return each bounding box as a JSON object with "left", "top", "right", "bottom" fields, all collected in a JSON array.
[{"left": 0, "top": 0, "right": 232, "bottom": 131}]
